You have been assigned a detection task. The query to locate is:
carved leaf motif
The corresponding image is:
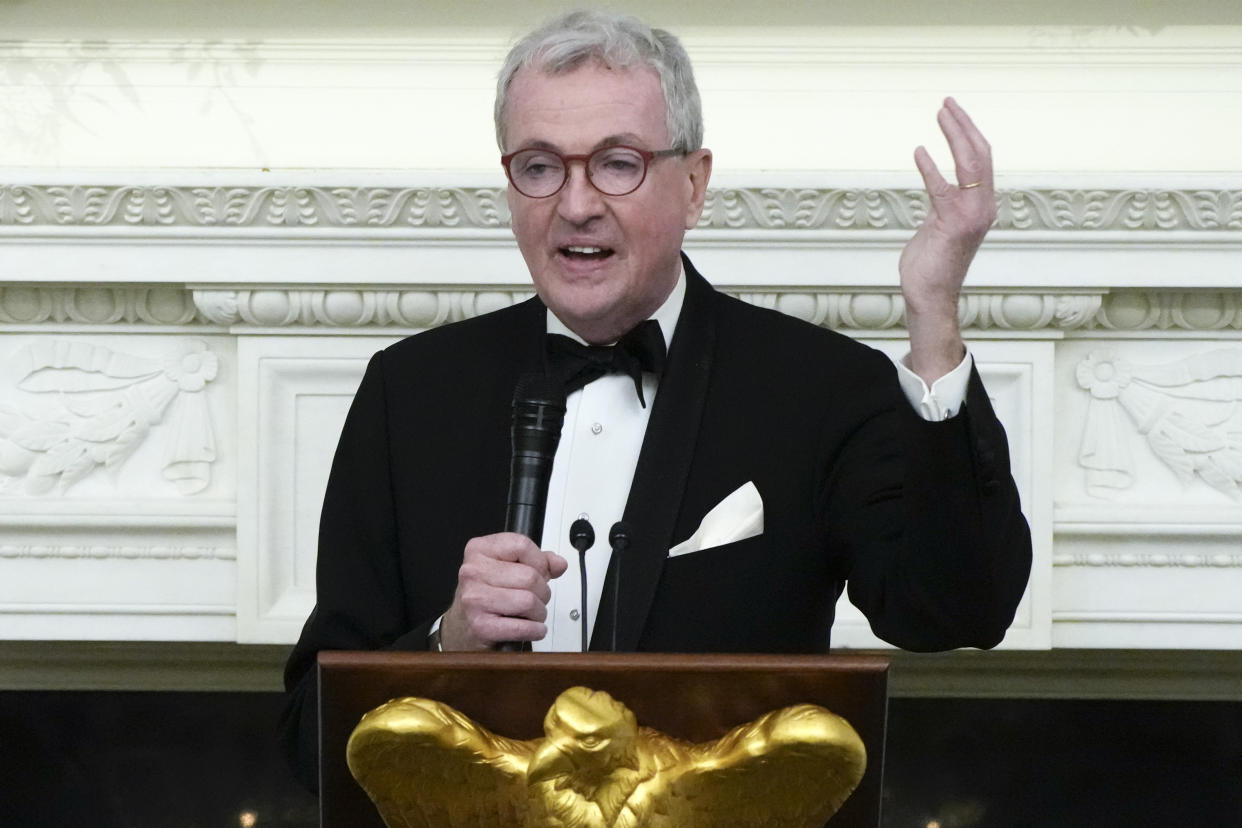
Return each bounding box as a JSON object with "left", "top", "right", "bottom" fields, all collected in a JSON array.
[
  {"left": 29, "top": 441, "right": 88, "bottom": 477},
  {"left": 26, "top": 472, "right": 57, "bottom": 496},
  {"left": 1200, "top": 449, "right": 1242, "bottom": 494},
  {"left": 70, "top": 399, "right": 134, "bottom": 442},
  {"left": 0, "top": 441, "right": 37, "bottom": 476},
  {"left": 10, "top": 420, "right": 70, "bottom": 451},
  {"left": 1153, "top": 410, "right": 1226, "bottom": 453},
  {"left": 0, "top": 405, "right": 27, "bottom": 436}
]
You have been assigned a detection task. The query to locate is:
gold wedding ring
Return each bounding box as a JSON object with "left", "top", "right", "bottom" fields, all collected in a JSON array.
[{"left": 960, "top": 181, "right": 984, "bottom": 189}]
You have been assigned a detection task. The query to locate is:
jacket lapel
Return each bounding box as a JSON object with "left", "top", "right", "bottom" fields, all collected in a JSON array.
[{"left": 592, "top": 255, "right": 716, "bottom": 651}]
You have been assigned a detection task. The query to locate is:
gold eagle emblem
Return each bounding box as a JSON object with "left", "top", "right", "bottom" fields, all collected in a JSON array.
[{"left": 347, "top": 685, "right": 866, "bottom": 827}]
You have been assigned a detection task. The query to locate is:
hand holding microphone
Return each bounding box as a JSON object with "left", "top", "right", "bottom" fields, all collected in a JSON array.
[{"left": 439, "top": 375, "right": 567, "bottom": 651}]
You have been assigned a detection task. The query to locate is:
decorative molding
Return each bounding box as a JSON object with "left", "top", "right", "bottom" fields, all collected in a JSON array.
[
  {"left": 0, "top": 285, "right": 204, "bottom": 325},
  {"left": 2, "top": 185, "right": 1240, "bottom": 232},
  {"left": 1075, "top": 348, "right": 1242, "bottom": 498},
  {"left": 9, "top": 285, "right": 1242, "bottom": 334},
  {"left": 0, "top": 185, "right": 511, "bottom": 228},
  {"left": 192, "top": 288, "right": 534, "bottom": 328},
  {"left": 733, "top": 290, "right": 1105, "bottom": 331},
  {"left": 0, "top": 339, "right": 220, "bottom": 495},
  {"left": 1087, "top": 291, "right": 1242, "bottom": 331},
  {"left": 1053, "top": 611, "right": 1242, "bottom": 624},
  {"left": 1053, "top": 551, "right": 1242, "bottom": 568},
  {"left": 0, "top": 545, "right": 234, "bottom": 560}
]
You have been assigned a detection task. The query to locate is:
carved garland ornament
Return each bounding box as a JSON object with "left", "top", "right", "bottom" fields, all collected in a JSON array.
[
  {"left": 1, "top": 185, "right": 1239, "bottom": 231},
  {"left": 0, "top": 339, "right": 219, "bottom": 495},
  {"left": 1076, "top": 348, "right": 1242, "bottom": 498}
]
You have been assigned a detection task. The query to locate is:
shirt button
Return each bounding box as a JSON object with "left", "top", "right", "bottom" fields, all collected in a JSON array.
[
  {"left": 590, "top": 422, "right": 603, "bottom": 435},
  {"left": 569, "top": 609, "right": 581, "bottom": 620}
]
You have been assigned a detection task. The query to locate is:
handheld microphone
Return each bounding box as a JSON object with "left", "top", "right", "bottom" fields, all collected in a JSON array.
[
  {"left": 569, "top": 518, "right": 595, "bottom": 652},
  {"left": 498, "top": 374, "right": 566, "bottom": 652},
  {"left": 607, "top": 521, "right": 632, "bottom": 652}
]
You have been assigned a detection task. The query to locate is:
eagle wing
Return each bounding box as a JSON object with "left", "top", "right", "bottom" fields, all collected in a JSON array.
[
  {"left": 656, "top": 704, "right": 867, "bottom": 828},
  {"left": 346, "top": 696, "right": 536, "bottom": 828}
]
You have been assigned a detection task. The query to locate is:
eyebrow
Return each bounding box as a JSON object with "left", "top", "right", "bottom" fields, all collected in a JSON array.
[{"left": 516, "top": 133, "right": 650, "bottom": 153}]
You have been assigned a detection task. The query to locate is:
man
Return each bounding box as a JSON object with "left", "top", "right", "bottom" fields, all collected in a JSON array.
[{"left": 281, "top": 10, "right": 1031, "bottom": 789}]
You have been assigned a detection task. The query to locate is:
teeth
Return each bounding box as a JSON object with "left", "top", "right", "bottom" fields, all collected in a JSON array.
[{"left": 564, "top": 246, "right": 604, "bottom": 255}]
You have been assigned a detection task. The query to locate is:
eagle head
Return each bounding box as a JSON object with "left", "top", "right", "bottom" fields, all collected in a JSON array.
[{"left": 527, "top": 686, "right": 640, "bottom": 789}]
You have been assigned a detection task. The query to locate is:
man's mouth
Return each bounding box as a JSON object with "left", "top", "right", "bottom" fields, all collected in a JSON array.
[{"left": 559, "top": 246, "right": 615, "bottom": 261}]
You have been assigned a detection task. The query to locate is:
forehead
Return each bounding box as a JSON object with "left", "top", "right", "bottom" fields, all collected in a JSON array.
[{"left": 504, "top": 60, "right": 669, "bottom": 150}]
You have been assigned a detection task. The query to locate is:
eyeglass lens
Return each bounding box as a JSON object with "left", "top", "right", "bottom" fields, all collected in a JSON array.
[{"left": 508, "top": 147, "right": 648, "bottom": 197}]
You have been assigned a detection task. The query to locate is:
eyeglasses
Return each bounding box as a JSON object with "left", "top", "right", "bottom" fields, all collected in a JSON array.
[{"left": 501, "top": 145, "right": 684, "bottom": 199}]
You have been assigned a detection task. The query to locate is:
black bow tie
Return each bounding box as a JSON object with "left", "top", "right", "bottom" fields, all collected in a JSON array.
[{"left": 545, "top": 319, "right": 667, "bottom": 407}]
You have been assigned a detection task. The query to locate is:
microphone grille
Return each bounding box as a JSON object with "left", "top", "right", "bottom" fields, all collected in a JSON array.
[
  {"left": 608, "top": 520, "right": 633, "bottom": 550},
  {"left": 513, "top": 373, "right": 565, "bottom": 407}
]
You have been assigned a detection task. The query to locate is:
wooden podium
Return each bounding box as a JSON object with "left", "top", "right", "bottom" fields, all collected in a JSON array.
[{"left": 318, "top": 651, "right": 889, "bottom": 827}]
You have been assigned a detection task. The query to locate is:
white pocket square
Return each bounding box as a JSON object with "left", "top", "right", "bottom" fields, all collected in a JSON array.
[{"left": 668, "top": 481, "right": 764, "bottom": 558}]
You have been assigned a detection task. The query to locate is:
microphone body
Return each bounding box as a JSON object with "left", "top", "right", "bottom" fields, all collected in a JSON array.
[
  {"left": 607, "top": 521, "right": 632, "bottom": 652},
  {"left": 569, "top": 518, "right": 595, "bottom": 652},
  {"left": 504, "top": 375, "right": 567, "bottom": 541},
  {"left": 498, "top": 374, "right": 566, "bottom": 651}
]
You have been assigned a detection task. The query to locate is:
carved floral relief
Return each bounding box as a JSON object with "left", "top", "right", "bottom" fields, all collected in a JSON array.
[
  {"left": 1076, "top": 348, "right": 1242, "bottom": 498},
  {"left": 0, "top": 339, "right": 219, "bottom": 495}
]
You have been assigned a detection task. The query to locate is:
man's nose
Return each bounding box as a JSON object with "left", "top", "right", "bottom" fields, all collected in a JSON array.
[{"left": 555, "top": 162, "right": 606, "bottom": 224}]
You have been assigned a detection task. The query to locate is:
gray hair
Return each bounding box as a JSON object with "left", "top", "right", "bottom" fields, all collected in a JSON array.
[{"left": 494, "top": 9, "right": 703, "bottom": 154}]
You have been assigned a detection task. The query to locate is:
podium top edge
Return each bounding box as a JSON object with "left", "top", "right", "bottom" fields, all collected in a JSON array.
[{"left": 318, "top": 650, "right": 890, "bottom": 673}]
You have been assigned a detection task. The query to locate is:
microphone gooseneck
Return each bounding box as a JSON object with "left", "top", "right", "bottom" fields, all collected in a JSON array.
[
  {"left": 607, "top": 521, "right": 632, "bottom": 652},
  {"left": 569, "top": 518, "right": 595, "bottom": 652},
  {"left": 497, "top": 374, "right": 567, "bottom": 652}
]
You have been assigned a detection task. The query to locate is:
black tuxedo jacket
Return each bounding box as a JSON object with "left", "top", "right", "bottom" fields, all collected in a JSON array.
[{"left": 280, "top": 256, "right": 1032, "bottom": 789}]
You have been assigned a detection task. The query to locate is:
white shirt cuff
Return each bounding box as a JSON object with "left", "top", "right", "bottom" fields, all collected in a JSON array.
[{"left": 894, "top": 350, "right": 973, "bottom": 421}]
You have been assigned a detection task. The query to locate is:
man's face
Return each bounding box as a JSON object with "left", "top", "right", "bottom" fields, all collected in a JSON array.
[{"left": 503, "top": 61, "right": 712, "bottom": 343}]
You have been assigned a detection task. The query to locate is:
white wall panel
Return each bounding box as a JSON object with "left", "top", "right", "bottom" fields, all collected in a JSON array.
[{"left": 235, "top": 335, "right": 398, "bottom": 643}]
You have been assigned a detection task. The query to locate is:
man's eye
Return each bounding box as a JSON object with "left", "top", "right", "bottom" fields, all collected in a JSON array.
[
  {"left": 599, "top": 156, "right": 640, "bottom": 173},
  {"left": 519, "top": 155, "right": 561, "bottom": 177}
]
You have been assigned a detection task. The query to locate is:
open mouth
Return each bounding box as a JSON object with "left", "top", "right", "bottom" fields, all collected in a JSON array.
[{"left": 559, "top": 245, "right": 615, "bottom": 262}]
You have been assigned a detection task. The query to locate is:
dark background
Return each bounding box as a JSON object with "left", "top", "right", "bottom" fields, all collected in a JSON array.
[{"left": 1, "top": 691, "right": 1238, "bottom": 827}]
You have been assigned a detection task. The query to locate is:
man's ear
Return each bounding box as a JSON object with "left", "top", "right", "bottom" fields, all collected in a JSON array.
[{"left": 682, "top": 148, "right": 713, "bottom": 230}]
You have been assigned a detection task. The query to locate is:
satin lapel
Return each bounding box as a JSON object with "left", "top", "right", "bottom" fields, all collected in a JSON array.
[{"left": 592, "top": 256, "right": 716, "bottom": 651}]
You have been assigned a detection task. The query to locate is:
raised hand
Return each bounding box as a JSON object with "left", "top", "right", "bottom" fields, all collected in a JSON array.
[{"left": 899, "top": 97, "right": 996, "bottom": 385}]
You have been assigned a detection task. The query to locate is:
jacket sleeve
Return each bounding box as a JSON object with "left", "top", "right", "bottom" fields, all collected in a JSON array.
[
  {"left": 277, "top": 350, "right": 437, "bottom": 793},
  {"left": 831, "top": 361, "right": 1032, "bottom": 651}
]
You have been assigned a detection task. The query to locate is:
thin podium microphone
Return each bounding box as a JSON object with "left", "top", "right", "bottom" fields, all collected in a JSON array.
[
  {"left": 607, "top": 521, "right": 632, "bottom": 652},
  {"left": 569, "top": 518, "right": 595, "bottom": 652},
  {"left": 497, "top": 374, "right": 566, "bottom": 652}
]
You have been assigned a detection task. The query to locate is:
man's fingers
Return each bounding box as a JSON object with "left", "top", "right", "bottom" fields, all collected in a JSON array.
[
  {"left": 937, "top": 98, "right": 992, "bottom": 189},
  {"left": 458, "top": 578, "right": 549, "bottom": 622},
  {"left": 546, "top": 551, "right": 569, "bottom": 579},
  {"left": 913, "top": 145, "right": 954, "bottom": 200},
  {"left": 465, "top": 532, "right": 553, "bottom": 575},
  {"left": 944, "top": 97, "right": 992, "bottom": 159}
]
